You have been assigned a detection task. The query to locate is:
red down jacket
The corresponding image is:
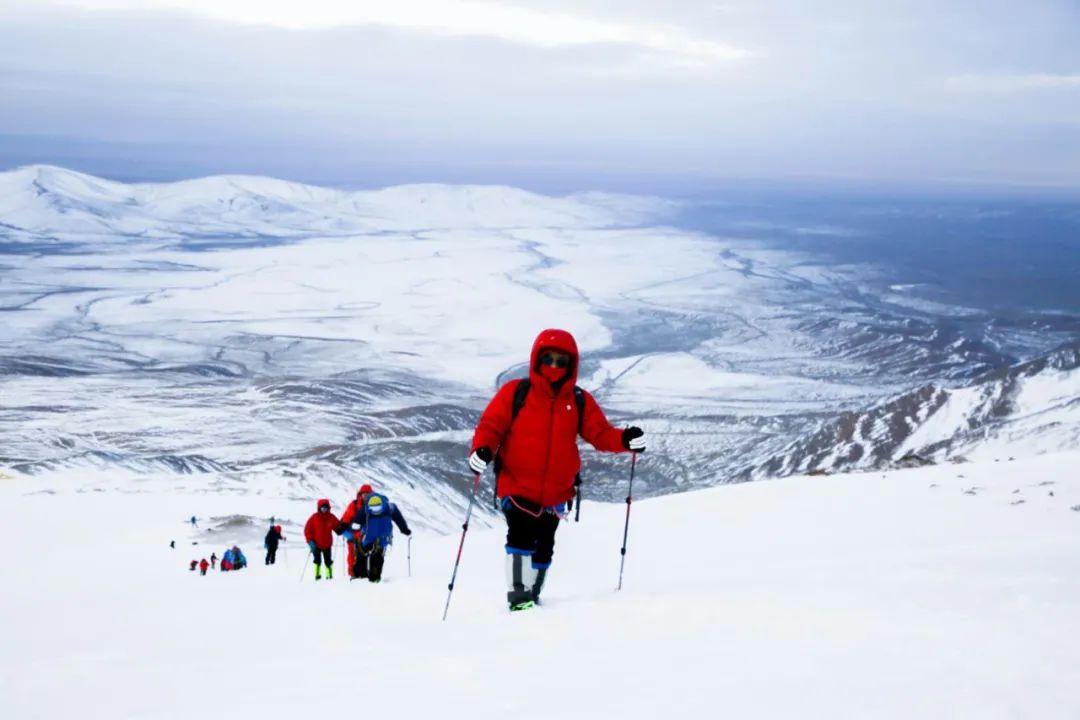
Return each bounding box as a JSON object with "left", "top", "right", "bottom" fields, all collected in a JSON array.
[
  {"left": 303, "top": 499, "right": 340, "bottom": 550},
  {"left": 471, "top": 329, "right": 626, "bottom": 507}
]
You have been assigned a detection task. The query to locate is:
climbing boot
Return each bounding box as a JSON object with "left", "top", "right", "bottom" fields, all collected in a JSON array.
[
  {"left": 505, "top": 554, "right": 533, "bottom": 608},
  {"left": 531, "top": 566, "right": 548, "bottom": 604}
]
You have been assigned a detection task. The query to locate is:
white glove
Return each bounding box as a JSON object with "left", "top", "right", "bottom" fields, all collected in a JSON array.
[
  {"left": 469, "top": 447, "right": 493, "bottom": 474},
  {"left": 622, "top": 427, "right": 646, "bottom": 452}
]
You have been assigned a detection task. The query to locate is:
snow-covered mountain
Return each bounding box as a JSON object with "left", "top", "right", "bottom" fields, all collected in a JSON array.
[
  {"left": 758, "top": 339, "right": 1080, "bottom": 476},
  {"left": 1, "top": 165, "right": 1077, "bottom": 525},
  {"left": 0, "top": 164, "right": 673, "bottom": 241}
]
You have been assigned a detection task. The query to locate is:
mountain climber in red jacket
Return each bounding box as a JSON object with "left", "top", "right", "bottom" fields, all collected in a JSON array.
[
  {"left": 340, "top": 485, "right": 373, "bottom": 579},
  {"left": 199, "top": 558, "right": 209, "bottom": 575},
  {"left": 304, "top": 498, "right": 341, "bottom": 580},
  {"left": 469, "top": 328, "right": 645, "bottom": 611}
]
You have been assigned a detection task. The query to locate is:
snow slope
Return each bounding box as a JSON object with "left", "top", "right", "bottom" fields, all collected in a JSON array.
[{"left": 1, "top": 453, "right": 1078, "bottom": 719}]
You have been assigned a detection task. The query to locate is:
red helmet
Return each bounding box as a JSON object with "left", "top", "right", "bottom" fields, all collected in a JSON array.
[{"left": 358, "top": 484, "right": 373, "bottom": 496}]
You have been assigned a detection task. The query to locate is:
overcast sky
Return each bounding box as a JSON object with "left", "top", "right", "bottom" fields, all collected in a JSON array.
[{"left": 1, "top": 0, "right": 1078, "bottom": 192}]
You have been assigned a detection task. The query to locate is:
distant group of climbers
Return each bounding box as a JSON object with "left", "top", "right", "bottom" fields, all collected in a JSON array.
[
  {"left": 189, "top": 546, "right": 247, "bottom": 575},
  {"left": 303, "top": 484, "right": 411, "bottom": 582},
  {"left": 221, "top": 546, "right": 247, "bottom": 571}
]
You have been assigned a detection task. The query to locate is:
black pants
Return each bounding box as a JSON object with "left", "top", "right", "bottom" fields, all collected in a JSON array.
[
  {"left": 265, "top": 545, "right": 278, "bottom": 565},
  {"left": 503, "top": 497, "right": 560, "bottom": 567},
  {"left": 352, "top": 541, "right": 386, "bottom": 582},
  {"left": 312, "top": 547, "right": 332, "bottom": 566},
  {"left": 369, "top": 548, "right": 386, "bottom": 582}
]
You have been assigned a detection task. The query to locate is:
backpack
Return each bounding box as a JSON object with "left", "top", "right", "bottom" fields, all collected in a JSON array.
[
  {"left": 492, "top": 379, "right": 586, "bottom": 506},
  {"left": 361, "top": 493, "right": 395, "bottom": 550}
]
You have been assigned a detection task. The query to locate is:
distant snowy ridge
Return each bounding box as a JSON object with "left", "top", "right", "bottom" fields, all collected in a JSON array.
[
  {"left": 759, "top": 339, "right": 1080, "bottom": 476},
  {"left": 0, "top": 164, "right": 677, "bottom": 240}
]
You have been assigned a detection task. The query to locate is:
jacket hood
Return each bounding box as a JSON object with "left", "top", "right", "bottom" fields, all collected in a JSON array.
[
  {"left": 529, "top": 328, "right": 579, "bottom": 390},
  {"left": 316, "top": 498, "right": 331, "bottom": 511}
]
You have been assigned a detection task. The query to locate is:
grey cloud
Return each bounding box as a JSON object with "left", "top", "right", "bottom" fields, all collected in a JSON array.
[{"left": 1, "top": 0, "right": 1079, "bottom": 189}]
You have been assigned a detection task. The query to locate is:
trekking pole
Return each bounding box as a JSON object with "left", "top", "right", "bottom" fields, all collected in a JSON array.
[
  {"left": 574, "top": 476, "right": 582, "bottom": 523},
  {"left": 442, "top": 472, "right": 483, "bottom": 621},
  {"left": 617, "top": 452, "right": 638, "bottom": 591},
  {"left": 298, "top": 547, "right": 310, "bottom": 584},
  {"left": 408, "top": 535, "right": 412, "bottom": 578}
]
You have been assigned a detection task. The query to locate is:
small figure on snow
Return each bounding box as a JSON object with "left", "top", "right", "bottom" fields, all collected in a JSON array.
[
  {"left": 264, "top": 524, "right": 285, "bottom": 565},
  {"left": 189, "top": 559, "right": 198, "bottom": 572},
  {"left": 469, "top": 329, "right": 644, "bottom": 611},
  {"left": 220, "top": 547, "right": 244, "bottom": 571},
  {"left": 199, "top": 558, "right": 209, "bottom": 576},
  {"left": 170, "top": 540, "right": 175, "bottom": 549},
  {"left": 190, "top": 515, "right": 198, "bottom": 528},
  {"left": 210, "top": 552, "right": 217, "bottom": 569},
  {"left": 340, "top": 484, "right": 411, "bottom": 583},
  {"left": 304, "top": 499, "right": 341, "bottom": 580}
]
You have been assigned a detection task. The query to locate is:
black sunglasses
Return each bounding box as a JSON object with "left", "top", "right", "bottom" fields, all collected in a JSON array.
[{"left": 539, "top": 354, "right": 571, "bottom": 369}]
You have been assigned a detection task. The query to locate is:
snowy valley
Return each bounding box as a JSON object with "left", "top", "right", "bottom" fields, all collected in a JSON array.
[{"left": 3, "top": 165, "right": 1078, "bottom": 522}]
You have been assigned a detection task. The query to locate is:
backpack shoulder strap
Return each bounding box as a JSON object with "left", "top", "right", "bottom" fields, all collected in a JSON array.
[
  {"left": 510, "top": 378, "right": 531, "bottom": 423},
  {"left": 573, "top": 386, "right": 586, "bottom": 435}
]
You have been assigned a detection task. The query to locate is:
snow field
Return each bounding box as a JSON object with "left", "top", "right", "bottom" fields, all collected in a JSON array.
[{"left": 1, "top": 453, "right": 1078, "bottom": 719}]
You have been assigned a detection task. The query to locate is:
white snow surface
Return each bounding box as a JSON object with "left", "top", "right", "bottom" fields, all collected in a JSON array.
[{"left": 1, "top": 453, "right": 1078, "bottom": 719}]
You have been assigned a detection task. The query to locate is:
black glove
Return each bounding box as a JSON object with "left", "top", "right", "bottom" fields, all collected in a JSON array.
[
  {"left": 621, "top": 426, "right": 646, "bottom": 452},
  {"left": 402, "top": 528, "right": 412, "bottom": 536},
  {"left": 469, "top": 446, "right": 493, "bottom": 474}
]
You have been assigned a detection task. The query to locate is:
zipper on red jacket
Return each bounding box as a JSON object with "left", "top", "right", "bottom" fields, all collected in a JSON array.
[{"left": 538, "top": 395, "right": 555, "bottom": 506}]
